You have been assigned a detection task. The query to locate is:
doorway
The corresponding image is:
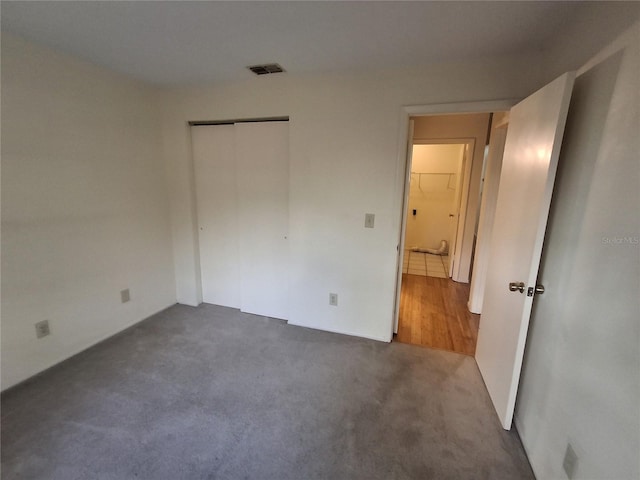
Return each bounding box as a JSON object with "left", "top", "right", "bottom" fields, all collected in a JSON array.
[
  {"left": 394, "top": 112, "right": 495, "bottom": 355},
  {"left": 392, "top": 75, "right": 573, "bottom": 428},
  {"left": 397, "top": 139, "right": 480, "bottom": 355},
  {"left": 392, "top": 106, "right": 513, "bottom": 337},
  {"left": 402, "top": 142, "right": 467, "bottom": 280}
]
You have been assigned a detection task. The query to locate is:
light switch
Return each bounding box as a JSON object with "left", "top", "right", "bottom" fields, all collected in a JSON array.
[
  {"left": 365, "top": 213, "right": 375, "bottom": 228},
  {"left": 121, "top": 288, "right": 130, "bottom": 303},
  {"left": 35, "top": 320, "right": 51, "bottom": 339},
  {"left": 329, "top": 293, "right": 338, "bottom": 306}
]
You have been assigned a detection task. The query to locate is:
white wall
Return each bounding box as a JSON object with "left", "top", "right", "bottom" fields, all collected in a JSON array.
[
  {"left": 1, "top": 34, "right": 176, "bottom": 390},
  {"left": 515, "top": 22, "right": 640, "bottom": 479},
  {"left": 160, "top": 55, "right": 544, "bottom": 342},
  {"left": 405, "top": 144, "right": 462, "bottom": 250},
  {"left": 412, "top": 114, "right": 492, "bottom": 283}
]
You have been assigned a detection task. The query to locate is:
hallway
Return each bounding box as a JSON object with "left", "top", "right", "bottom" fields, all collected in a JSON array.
[{"left": 396, "top": 274, "right": 479, "bottom": 356}]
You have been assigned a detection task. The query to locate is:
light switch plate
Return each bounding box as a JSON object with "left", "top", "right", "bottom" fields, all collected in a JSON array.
[
  {"left": 121, "top": 288, "right": 131, "bottom": 303},
  {"left": 35, "top": 320, "right": 50, "bottom": 339},
  {"left": 365, "top": 213, "right": 375, "bottom": 228},
  {"left": 329, "top": 293, "right": 338, "bottom": 306}
]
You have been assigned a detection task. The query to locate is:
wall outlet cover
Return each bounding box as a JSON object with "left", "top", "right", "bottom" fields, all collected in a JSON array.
[
  {"left": 329, "top": 293, "right": 338, "bottom": 306},
  {"left": 365, "top": 213, "right": 375, "bottom": 228},
  {"left": 121, "top": 288, "right": 131, "bottom": 303},
  {"left": 35, "top": 320, "right": 51, "bottom": 339}
]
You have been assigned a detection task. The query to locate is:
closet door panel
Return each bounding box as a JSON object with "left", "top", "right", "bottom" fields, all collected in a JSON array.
[
  {"left": 192, "top": 125, "right": 241, "bottom": 308},
  {"left": 235, "top": 122, "right": 289, "bottom": 320}
]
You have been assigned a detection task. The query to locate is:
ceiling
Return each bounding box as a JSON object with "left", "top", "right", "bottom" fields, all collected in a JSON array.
[{"left": 0, "top": 1, "right": 619, "bottom": 87}]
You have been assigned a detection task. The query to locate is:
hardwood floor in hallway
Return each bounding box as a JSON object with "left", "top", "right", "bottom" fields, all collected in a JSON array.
[{"left": 396, "top": 273, "right": 480, "bottom": 356}]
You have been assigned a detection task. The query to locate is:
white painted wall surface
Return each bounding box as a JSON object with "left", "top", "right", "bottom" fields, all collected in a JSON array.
[
  {"left": 1, "top": 34, "right": 176, "bottom": 390},
  {"left": 515, "top": 22, "right": 640, "bottom": 479},
  {"left": 160, "top": 56, "right": 543, "bottom": 342}
]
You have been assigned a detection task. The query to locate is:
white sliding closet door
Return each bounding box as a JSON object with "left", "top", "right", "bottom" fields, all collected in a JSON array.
[
  {"left": 192, "top": 121, "right": 289, "bottom": 320},
  {"left": 192, "top": 124, "right": 240, "bottom": 308},
  {"left": 235, "top": 122, "right": 289, "bottom": 320}
]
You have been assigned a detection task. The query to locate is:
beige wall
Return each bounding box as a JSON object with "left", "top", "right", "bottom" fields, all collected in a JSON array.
[
  {"left": 410, "top": 144, "right": 462, "bottom": 173},
  {"left": 405, "top": 144, "right": 462, "bottom": 251},
  {"left": 1, "top": 34, "right": 176, "bottom": 389}
]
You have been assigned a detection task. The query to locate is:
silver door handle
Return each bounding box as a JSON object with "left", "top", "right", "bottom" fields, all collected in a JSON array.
[{"left": 509, "top": 282, "right": 525, "bottom": 293}]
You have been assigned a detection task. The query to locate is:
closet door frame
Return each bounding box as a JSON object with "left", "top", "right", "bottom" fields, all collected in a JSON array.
[{"left": 191, "top": 118, "right": 290, "bottom": 320}]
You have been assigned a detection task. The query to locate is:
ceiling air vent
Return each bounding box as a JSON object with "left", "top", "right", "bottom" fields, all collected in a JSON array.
[{"left": 247, "top": 63, "right": 286, "bottom": 75}]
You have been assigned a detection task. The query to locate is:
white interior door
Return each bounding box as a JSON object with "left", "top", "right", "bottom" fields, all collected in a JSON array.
[
  {"left": 448, "top": 144, "right": 467, "bottom": 277},
  {"left": 468, "top": 115, "right": 509, "bottom": 313},
  {"left": 235, "top": 122, "right": 289, "bottom": 320},
  {"left": 476, "top": 72, "right": 575, "bottom": 429},
  {"left": 192, "top": 125, "right": 241, "bottom": 308},
  {"left": 393, "top": 120, "right": 415, "bottom": 334}
]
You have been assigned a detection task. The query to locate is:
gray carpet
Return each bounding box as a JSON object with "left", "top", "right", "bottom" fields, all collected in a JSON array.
[{"left": 1, "top": 304, "right": 534, "bottom": 479}]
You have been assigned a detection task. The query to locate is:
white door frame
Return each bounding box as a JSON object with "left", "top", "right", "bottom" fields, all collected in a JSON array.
[
  {"left": 392, "top": 100, "right": 517, "bottom": 335},
  {"left": 468, "top": 116, "right": 510, "bottom": 314}
]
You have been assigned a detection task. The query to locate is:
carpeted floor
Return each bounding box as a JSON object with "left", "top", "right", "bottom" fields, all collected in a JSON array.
[{"left": 1, "top": 304, "right": 534, "bottom": 479}]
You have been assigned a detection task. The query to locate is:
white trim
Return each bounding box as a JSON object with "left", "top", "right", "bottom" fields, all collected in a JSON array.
[
  {"left": 468, "top": 121, "right": 509, "bottom": 314},
  {"left": 391, "top": 100, "right": 518, "bottom": 339},
  {"left": 404, "top": 100, "right": 518, "bottom": 116},
  {"left": 287, "top": 320, "right": 391, "bottom": 344},
  {"left": 392, "top": 119, "right": 414, "bottom": 334}
]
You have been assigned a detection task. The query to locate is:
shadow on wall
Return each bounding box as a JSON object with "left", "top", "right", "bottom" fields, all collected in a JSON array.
[
  {"left": 516, "top": 46, "right": 634, "bottom": 478},
  {"left": 520, "top": 50, "right": 623, "bottom": 404}
]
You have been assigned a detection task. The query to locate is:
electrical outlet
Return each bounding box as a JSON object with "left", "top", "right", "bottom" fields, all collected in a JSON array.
[
  {"left": 35, "top": 320, "right": 50, "bottom": 339},
  {"left": 364, "top": 213, "right": 375, "bottom": 228},
  {"left": 121, "top": 288, "right": 130, "bottom": 303},
  {"left": 329, "top": 293, "right": 338, "bottom": 306},
  {"left": 563, "top": 443, "right": 578, "bottom": 479}
]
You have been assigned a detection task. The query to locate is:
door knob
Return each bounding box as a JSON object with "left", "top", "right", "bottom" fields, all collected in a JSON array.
[{"left": 508, "top": 282, "right": 525, "bottom": 293}]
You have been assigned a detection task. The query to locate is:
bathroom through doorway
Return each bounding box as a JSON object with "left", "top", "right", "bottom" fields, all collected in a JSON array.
[{"left": 402, "top": 142, "right": 466, "bottom": 279}]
